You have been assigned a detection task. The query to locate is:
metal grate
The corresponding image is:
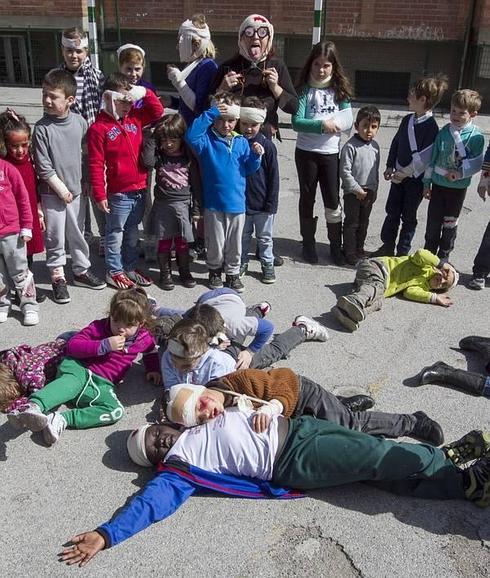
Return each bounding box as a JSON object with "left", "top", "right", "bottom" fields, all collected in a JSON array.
[
  {"left": 478, "top": 44, "right": 490, "bottom": 79},
  {"left": 355, "top": 70, "right": 411, "bottom": 100}
]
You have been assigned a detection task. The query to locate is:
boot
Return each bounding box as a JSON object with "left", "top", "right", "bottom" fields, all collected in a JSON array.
[
  {"left": 158, "top": 252, "right": 174, "bottom": 291},
  {"left": 327, "top": 221, "right": 346, "bottom": 266},
  {"left": 370, "top": 243, "right": 395, "bottom": 258},
  {"left": 176, "top": 252, "right": 196, "bottom": 288},
  {"left": 459, "top": 336, "right": 490, "bottom": 373},
  {"left": 342, "top": 226, "right": 358, "bottom": 266},
  {"left": 410, "top": 411, "right": 444, "bottom": 446},
  {"left": 299, "top": 216, "right": 318, "bottom": 264},
  {"left": 413, "top": 361, "right": 486, "bottom": 396},
  {"left": 337, "top": 394, "right": 375, "bottom": 412}
]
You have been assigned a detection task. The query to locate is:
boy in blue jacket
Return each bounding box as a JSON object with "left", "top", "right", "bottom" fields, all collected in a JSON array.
[{"left": 186, "top": 91, "right": 264, "bottom": 293}]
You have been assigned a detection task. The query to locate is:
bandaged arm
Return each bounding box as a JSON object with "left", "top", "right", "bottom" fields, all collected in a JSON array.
[
  {"left": 46, "top": 174, "right": 72, "bottom": 201},
  {"left": 168, "top": 67, "right": 196, "bottom": 111},
  {"left": 255, "top": 399, "right": 283, "bottom": 417}
]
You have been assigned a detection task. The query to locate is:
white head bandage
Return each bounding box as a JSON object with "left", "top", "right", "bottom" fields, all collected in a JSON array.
[
  {"left": 445, "top": 264, "right": 459, "bottom": 290},
  {"left": 240, "top": 106, "right": 267, "bottom": 124},
  {"left": 166, "top": 338, "right": 188, "bottom": 357},
  {"left": 101, "top": 90, "right": 132, "bottom": 120},
  {"left": 238, "top": 14, "right": 274, "bottom": 63},
  {"left": 61, "top": 35, "right": 89, "bottom": 50},
  {"left": 211, "top": 100, "right": 241, "bottom": 120},
  {"left": 117, "top": 43, "right": 146, "bottom": 60},
  {"left": 126, "top": 425, "right": 152, "bottom": 467},
  {"left": 166, "top": 384, "right": 206, "bottom": 427},
  {"left": 178, "top": 19, "right": 211, "bottom": 63}
]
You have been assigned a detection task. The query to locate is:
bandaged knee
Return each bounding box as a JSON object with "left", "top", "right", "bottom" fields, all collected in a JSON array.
[{"left": 325, "top": 205, "right": 342, "bottom": 223}]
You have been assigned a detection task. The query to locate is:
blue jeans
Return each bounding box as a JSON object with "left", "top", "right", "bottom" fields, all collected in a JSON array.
[
  {"left": 105, "top": 190, "right": 146, "bottom": 274},
  {"left": 242, "top": 212, "right": 275, "bottom": 265}
]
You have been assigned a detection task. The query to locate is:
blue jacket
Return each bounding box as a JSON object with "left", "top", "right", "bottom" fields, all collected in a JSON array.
[
  {"left": 185, "top": 106, "right": 262, "bottom": 213},
  {"left": 246, "top": 132, "right": 279, "bottom": 214},
  {"left": 97, "top": 460, "right": 302, "bottom": 548}
]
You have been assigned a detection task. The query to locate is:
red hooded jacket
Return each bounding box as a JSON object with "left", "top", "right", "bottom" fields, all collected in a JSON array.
[{"left": 0, "top": 159, "right": 33, "bottom": 238}]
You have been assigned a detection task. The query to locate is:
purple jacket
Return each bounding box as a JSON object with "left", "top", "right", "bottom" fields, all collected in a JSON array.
[{"left": 65, "top": 318, "right": 159, "bottom": 384}]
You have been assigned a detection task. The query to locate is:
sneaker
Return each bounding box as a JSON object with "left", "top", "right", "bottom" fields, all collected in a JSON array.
[
  {"left": 239, "top": 262, "right": 248, "bottom": 278},
  {"left": 73, "top": 270, "right": 107, "bottom": 290},
  {"left": 293, "top": 315, "right": 329, "bottom": 341},
  {"left": 208, "top": 269, "right": 223, "bottom": 289},
  {"left": 7, "top": 402, "right": 47, "bottom": 431},
  {"left": 468, "top": 277, "right": 485, "bottom": 290},
  {"left": 106, "top": 271, "right": 135, "bottom": 290},
  {"left": 337, "top": 295, "right": 366, "bottom": 323},
  {"left": 410, "top": 411, "right": 444, "bottom": 446},
  {"left": 261, "top": 263, "right": 276, "bottom": 284},
  {"left": 444, "top": 430, "right": 490, "bottom": 466},
  {"left": 464, "top": 456, "right": 490, "bottom": 507},
  {"left": 251, "top": 301, "right": 272, "bottom": 318},
  {"left": 126, "top": 269, "right": 152, "bottom": 287},
  {"left": 274, "top": 254, "right": 284, "bottom": 267},
  {"left": 52, "top": 278, "right": 71, "bottom": 304},
  {"left": 226, "top": 274, "right": 244, "bottom": 293},
  {"left": 42, "top": 412, "right": 67, "bottom": 446},
  {"left": 332, "top": 305, "right": 359, "bottom": 332},
  {"left": 23, "top": 310, "right": 39, "bottom": 326},
  {"left": 0, "top": 308, "right": 9, "bottom": 323}
]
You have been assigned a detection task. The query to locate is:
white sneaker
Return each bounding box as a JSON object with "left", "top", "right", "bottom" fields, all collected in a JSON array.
[
  {"left": 42, "top": 412, "right": 67, "bottom": 446},
  {"left": 7, "top": 402, "right": 47, "bottom": 431},
  {"left": 23, "top": 310, "right": 39, "bottom": 326},
  {"left": 468, "top": 277, "right": 485, "bottom": 290},
  {"left": 293, "top": 315, "right": 329, "bottom": 341},
  {"left": 0, "top": 308, "right": 9, "bottom": 323}
]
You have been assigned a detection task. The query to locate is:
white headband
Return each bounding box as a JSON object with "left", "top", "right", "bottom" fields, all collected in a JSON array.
[
  {"left": 61, "top": 35, "right": 89, "bottom": 50},
  {"left": 446, "top": 264, "right": 459, "bottom": 290},
  {"left": 117, "top": 43, "right": 146, "bottom": 59},
  {"left": 240, "top": 106, "right": 267, "bottom": 124},
  {"left": 166, "top": 384, "right": 206, "bottom": 427},
  {"left": 126, "top": 425, "right": 152, "bottom": 467}
]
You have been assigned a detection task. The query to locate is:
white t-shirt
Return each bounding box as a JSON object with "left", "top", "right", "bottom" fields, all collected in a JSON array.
[{"left": 165, "top": 407, "right": 279, "bottom": 481}]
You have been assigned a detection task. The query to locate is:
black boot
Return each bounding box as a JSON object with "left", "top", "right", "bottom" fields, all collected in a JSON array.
[
  {"left": 158, "top": 252, "right": 174, "bottom": 291},
  {"left": 327, "top": 221, "right": 346, "bottom": 266},
  {"left": 413, "top": 361, "right": 486, "bottom": 396},
  {"left": 337, "top": 394, "right": 375, "bottom": 412},
  {"left": 459, "top": 336, "right": 490, "bottom": 373},
  {"left": 176, "top": 252, "right": 196, "bottom": 288},
  {"left": 370, "top": 243, "right": 395, "bottom": 258},
  {"left": 299, "top": 216, "right": 318, "bottom": 264},
  {"left": 410, "top": 411, "right": 444, "bottom": 446}
]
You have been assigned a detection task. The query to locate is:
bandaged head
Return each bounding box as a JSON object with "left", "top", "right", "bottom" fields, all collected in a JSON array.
[
  {"left": 166, "top": 384, "right": 206, "bottom": 427},
  {"left": 240, "top": 106, "right": 267, "bottom": 124},
  {"left": 126, "top": 425, "right": 152, "bottom": 467},
  {"left": 238, "top": 14, "right": 274, "bottom": 63},
  {"left": 178, "top": 19, "right": 211, "bottom": 63},
  {"left": 61, "top": 34, "right": 89, "bottom": 50},
  {"left": 445, "top": 263, "right": 459, "bottom": 290}
]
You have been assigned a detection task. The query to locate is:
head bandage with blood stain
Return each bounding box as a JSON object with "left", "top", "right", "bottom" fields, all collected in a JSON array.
[
  {"left": 178, "top": 19, "right": 211, "bottom": 63},
  {"left": 238, "top": 14, "right": 274, "bottom": 63},
  {"left": 240, "top": 106, "right": 266, "bottom": 124},
  {"left": 166, "top": 384, "right": 206, "bottom": 426},
  {"left": 61, "top": 35, "right": 89, "bottom": 50}
]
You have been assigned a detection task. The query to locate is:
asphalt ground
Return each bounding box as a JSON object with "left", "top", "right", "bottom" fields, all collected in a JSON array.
[{"left": 0, "top": 88, "right": 489, "bottom": 577}]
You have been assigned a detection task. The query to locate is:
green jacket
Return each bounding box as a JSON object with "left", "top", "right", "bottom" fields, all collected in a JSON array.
[{"left": 379, "top": 249, "right": 441, "bottom": 303}]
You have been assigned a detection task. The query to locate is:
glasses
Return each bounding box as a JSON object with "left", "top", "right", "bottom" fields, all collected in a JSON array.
[{"left": 242, "top": 26, "right": 269, "bottom": 39}]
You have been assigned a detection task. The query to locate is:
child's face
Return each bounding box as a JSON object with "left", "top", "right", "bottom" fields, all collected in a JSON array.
[
  {"left": 407, "top": 89, "right": 428, "bottom": 115},
  {"left": 310, "top": 56, "right": 333, "bottom": 82},
  {"left": 6, "top": 130, "right": 30, "bottom": 162},
  {"left": 429, "top": 267, "right": 455, "bottom": 290},
  {"left": 104, "top": 90, "right": 133, "bottom": 119},
  {"left": 170, "top": 353, "right": 203, "bottom": 373},
  {"left": 42, "top": 85, "right": 75, "bottom": 118},
  {"left": 195, "top": 389, "right": 225, "bottom": 424},
  {"left": 160, "top": 137, "right": 183, "bottom": 156},
  {"left": 240, "top": 120, "right": 261, "bottom": 139},
  {"left": 356, "top": 118, "right": 379, "bottom": 142},
  {"left": 62, "top": 46, "right": 88, "bottom": 71},
  {"left": 213, "top": 116, "right": 237, "bottom": 137},
  {"left": 145, "top": 423, "right": 182, "bottom": 465},
  {"left": 450, "top": 105, "right": 476, "bottom": 129},
  {"left": 110, "top": 317, "right": 141, "bottom": 339},
  {"left": 119, "top": 61, "right": 144, "bottom": 84}
]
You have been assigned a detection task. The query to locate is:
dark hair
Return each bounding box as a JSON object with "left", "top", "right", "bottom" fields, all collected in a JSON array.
[
  {"left": 43, "top": 69, "right": 77, "bottom": 98},
  {"left": 0, "top": 109, "right": 31, "bottom": 158},
  {"left": 241, "top": 96, "right": 266, "bottom": 110},
  {"left": 103, "top": 72, "right": 132, "bottom": 93},
  {"left": 184, "top": 303, "right": 226, "bottom": 339},
  {"left": 108, "top": 287, "right": 153, "bottom": 330},
  {"left": 411, "top": 74, "right": 448, "bottom": 110},
  {"left": 355, "top": 105, "right": 381, "bottom": 127},
  {"left": 168, "top": 318, "right": 210, "bottom": 358},
  {"left": 62, "top": 27, "right": 88, "bottom": 42},
  {"left": 296, "top": 41, "right": 353, "bottom": 103},
  {"left": 213, "top": 90, "right": 241, "bottom": 106},
  {"left": 153, "top": 113, "right": 187, "bottom": 145}
]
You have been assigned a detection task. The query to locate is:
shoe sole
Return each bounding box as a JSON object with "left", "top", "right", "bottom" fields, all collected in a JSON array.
[
  {"left": 261, "top": 278, "right": 276, "bottom": 284},
  {"left": 23, "top": 316, "right": 39, "bottom": 326},
  {"left": 73, "top": 279, "right": 107, "bottom": 290},
  {"left": 444, "top": 430, "right": 490, "bottom": 465},
  {"left": 332, "top": 306, "right": 359, "bottom": 332},
  {"left": 53, "top": 296, "right": 71, "bottom": 304},
  {"left": 18, "top": 411, "right": 48, "bottom": 432},
  {"left": 337, "top": 296, "right": 365, "bottom": 322},
  {"left": 105, "top": 276, "right": 135, "bottom": 290}
]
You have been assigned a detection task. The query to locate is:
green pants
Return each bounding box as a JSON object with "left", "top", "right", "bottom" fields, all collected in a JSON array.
[
  {"left": 273, "top": 416, "right": 465, "bottom": 501},
  {"left": 29, "top": 357, "right": 124, "bottom": 429}
]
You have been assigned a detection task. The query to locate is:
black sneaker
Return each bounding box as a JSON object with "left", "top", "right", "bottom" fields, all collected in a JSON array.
[
  {"left": 208, "top": 269, "right": 223, "bottom": 289},
  {"left": 410, "top": 411, "right": 444, "bottom": 446},
  {"left": 225, "top": 274, "right": 244, "bottom": 293},
  {"left": 52, "top": 278, "right": 71, "bottom": 304},
  {"left": 274, "top": 254, "right": 284, "bottom": 267},
  {"left": 464, "top": 456, "right": 490, "bottom": 507},
  {"left": 73, "top": 269, "right": 107, "bottom": 290},
  {"left": 443, "top": 430, "right": 490, "bottom": 466}
]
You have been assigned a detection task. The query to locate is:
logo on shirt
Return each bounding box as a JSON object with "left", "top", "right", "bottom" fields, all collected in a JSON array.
[
  {"left": 123, "top": 123, "right": 138, "bottom": 135},
  {"left": 107, "top": 126, "right": 122, "bottom": 141},
  {"left": 310, "top": 91, "right": 337, "bottom": 116}
]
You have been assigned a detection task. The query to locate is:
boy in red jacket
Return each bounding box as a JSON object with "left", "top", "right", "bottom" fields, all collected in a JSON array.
[{"left": 87, "top": 73, "right": 164, "bottom": 289}]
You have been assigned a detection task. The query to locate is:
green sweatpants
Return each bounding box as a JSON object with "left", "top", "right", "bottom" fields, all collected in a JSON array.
[
  {"left": 29, "top": 357, "right": 124, "bottom": 429},
  {"left": 273, "top": 416, "right": 465, "bottom": 501}
]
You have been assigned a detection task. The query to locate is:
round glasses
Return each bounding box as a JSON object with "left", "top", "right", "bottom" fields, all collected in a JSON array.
[{"left": 242, "top": 26, "right": 269, "bottom": 39}]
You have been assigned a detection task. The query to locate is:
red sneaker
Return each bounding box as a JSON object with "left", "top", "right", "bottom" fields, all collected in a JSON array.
[
  {"left": 106, "top": 272, "right": 136, "bottom": 289},
  {"left": 126, "top": 269, "right": 152, "bottom": 287}
]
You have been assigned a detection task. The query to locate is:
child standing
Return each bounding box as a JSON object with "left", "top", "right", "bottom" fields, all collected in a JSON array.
[
  {"left": 185, "top": 91, "right": 264, "bottom": 292},
  {"left": 423, "top": 89, "right": 485, "bottom": 260},
  {"left": 33, "top": 69, "right": 105, "bottom": 304},
  {"left": 7, "top": 288, "right": 161, "bottom": 446},
  {"left": 87, "top": 73, "right": 164, "bottom": 289},
  {"left": 0, "top": 158, "right": 39, "bottom": 325},
  {"left": 292, "top": 41, "right": 353, "bottom": 266},
  {"left": 374, "top": 75, "right": 448, "bottom": 257},
  {"left": 117, "top": 44, "right": 158, "bottom": 105},
  {"left": 141, "top": 113, "right": 201, "bottom": 290},
  {"left": 239, "top": 97, "right": 279, "bottom": 284},
  {"left": 340, "top": 106, "right": 381, "bottom": 265}
]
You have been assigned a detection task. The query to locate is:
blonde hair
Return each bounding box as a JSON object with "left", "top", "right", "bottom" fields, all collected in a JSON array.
[
  {"left": 191, "top": 13, "right": 216, "bottom": 59},
  {"left": 451, "top": 89, "right": 482, "bottom": 114},
  {"left": 0, "top": 362, "right": 23, "bottom": 413},
  {"left": 412, "top": 74, "right": 448, "bottom": 110}
]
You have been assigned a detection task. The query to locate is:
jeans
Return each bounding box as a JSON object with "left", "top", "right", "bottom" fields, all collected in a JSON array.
[
  {"left": 242, "top": 212, "right": 275, "bottom": 265},
  {"left": 105, "top": 190, "right": 146, "bottom": 274}
]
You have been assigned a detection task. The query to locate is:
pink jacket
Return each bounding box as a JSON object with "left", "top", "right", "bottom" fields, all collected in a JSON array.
[{"left": 0, "top": 159, "right": 33, "bottom": 238}]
